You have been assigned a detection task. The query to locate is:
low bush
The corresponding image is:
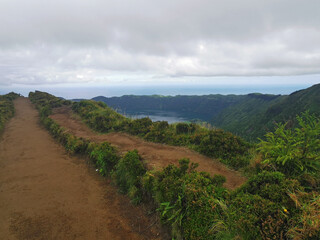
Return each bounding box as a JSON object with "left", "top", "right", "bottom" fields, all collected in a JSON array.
[
  {"left": 72, "top": 100, "right": 127, "bottom": 133},
  {"left": 287, "top": 191, "right": 320, "bottom": 239},
  {"left": 127, "top": 117, "right": 153, "bottom": 136},
  {"left": 258, "top": 112, "right": 320, "bottom": 178},
  {"left": 228, "top": 193, "right": 288, "bottom": 240},
  {"left": 142, "top": 159, "right": 229, "bottom": 239},
  {"left": 89, "top": 142, "right": 119, "bottom": 176},
  {"left": 112, "top": 150, "right": 146, "bottom": 204},
  {"left": 175, "top": 122, "right": 189, "bottom": 134},
  {"left": 236, "top": 171, "right": 303, "bottom": 208},
  {"left": 196, "top": 129, "right": 251, "bottom": 169},
  {"left": 29, "top": 91, "right": 70, "bottom": 114},
  {"left": 0, "top": 92, "right": 20, "bottom": 132}
]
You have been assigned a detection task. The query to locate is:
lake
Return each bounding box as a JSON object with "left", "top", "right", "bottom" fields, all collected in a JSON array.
[{"left": 121, "top": 110, "right": 190, "bottom": 124}]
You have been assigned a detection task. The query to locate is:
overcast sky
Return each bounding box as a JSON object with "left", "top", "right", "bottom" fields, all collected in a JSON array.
[{"left": 0, "top": 0, "right": 319, "bottom": 93}]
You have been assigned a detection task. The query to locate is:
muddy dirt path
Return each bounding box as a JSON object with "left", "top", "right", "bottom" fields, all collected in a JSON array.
[
  {"left": 0, "top": 98, "right": 167, "bottom": 240},
  {"left": 50, "top": 107, "right": 246, "bottom": 189}
]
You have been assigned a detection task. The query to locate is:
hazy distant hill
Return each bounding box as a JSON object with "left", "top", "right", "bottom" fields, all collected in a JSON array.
[
  {"left": 91, "top": 84, "right": 319, "bottom": 141},
  {"left": 92, "top": 94, "right": 244, "bottom": 121}
]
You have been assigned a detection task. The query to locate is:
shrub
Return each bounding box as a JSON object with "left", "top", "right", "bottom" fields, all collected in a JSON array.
[
  {"left": 72, "top": 100, "right": 127, "bottom": 133},
  {"left": 287, "top": 191, "right": 320, "bottom": 239},
  {"left": 146, "top": 159, "right": 229, "bottom": 240},
  {"left": 236, "top": 171, "right": 303, "bottom": 208},
  {"left": 29, "top": 91, "right": 70, "bottom": 109},
  {"left": 144, "top": 121, "right": 171, "bottom": 143},
  {"left": 112, "top": 150, "right": 146, "bottom": 204},
  {"left": 128, "top": 117, "right": 153, "bottom": 135},
  {"left": 197, "top": 129, "right": 251, "bottom": 169},
  {"left": 157, "top": 121, "right": 169, "bottom": 130},
  {"left": 258, "top": 112, "right": 320, "bottom": 178},
  {"left": 89, "top": 142, "right": 119, "bottom": 176},
  {"left": 228, "top": 193, "right": 288, "bottom": 240},
  {"left": 0, "top": 92, "right": 20, "bottom": 132},
  {"left": 212, "top": 174, "right": 227, "bottom": 187},
  {"left": 176, "top": 123, "right": 189, "bottom": 134}
]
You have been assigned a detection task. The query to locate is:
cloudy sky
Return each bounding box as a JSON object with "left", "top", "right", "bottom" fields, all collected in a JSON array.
[{"left": 0, "top": 0, "right": 319, "bottom": 96}]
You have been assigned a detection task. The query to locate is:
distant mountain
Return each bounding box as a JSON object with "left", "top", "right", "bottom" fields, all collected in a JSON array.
[
  {"left": 92, "top": 94, "right": 246, "bottom": 121},
  {"left": 91, "top": 84, "right": 320, "bottom": 141}
]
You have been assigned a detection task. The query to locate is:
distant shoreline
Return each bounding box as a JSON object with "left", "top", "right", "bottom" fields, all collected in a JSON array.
[{"left": 0, "top": 83, "right": 314, "bottom": 99}]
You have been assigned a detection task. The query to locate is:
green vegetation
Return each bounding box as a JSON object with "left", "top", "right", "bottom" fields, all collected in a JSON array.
[
  {"left": 29, "top": 90, "right": 71, "bottom": 115},
  {"left": 258, "top": 112, "right": 320, "bottom": 190},
  {"left": 89, "top": 142, "right": 119, "bottom": 176},
  {"left": 0, "top": 92, "right": 20, "bottom": 133},
  {"left": 112, "top": 150, "right": 146, "bottom": 204},
  {"left": 71, "top": 100, "right": 128, "bottom": 132},
  {"left": 71, "top": 98, "right": 251, "bottom": 170},
  {"left": 29, "top": 90, "right": 320, "bottom": 239},
  {"left": 213, "top": 84, "right": 320, "bottom": 141},
  {"left": 94, "top": 84, "right": 320, "bottom": 141},
  {"left": 212, "top": 93, "right": 286, "bottom": 141},
  {"left": 92, "top": 94, "right": 243, "bottom": 121}
]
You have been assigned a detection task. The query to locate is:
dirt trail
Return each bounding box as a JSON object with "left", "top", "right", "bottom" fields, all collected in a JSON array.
[
  {"left": 50, "top": 107, "right": 246, "bottom": 189},
  {"left": 0, "top": 98, "right": 167, "bottom": 240}
]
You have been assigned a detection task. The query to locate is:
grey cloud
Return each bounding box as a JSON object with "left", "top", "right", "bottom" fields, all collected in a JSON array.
[{"left": 0, "top": 0, "right": 320, "bottom": 86}]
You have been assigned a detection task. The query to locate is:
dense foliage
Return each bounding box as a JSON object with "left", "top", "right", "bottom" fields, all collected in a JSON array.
[
  {"left": 0, "top": 92, "right": 20, "bottom": 133},
  {"left": 92, "top": 84, "right": 320, "bottom": 141},
  {"left": 72, "top": 99, "right": 251, "bottom": 170},
  {"left": 29, "top": 90, "right": 320, "bottom": 239},
  {"left": 92, "top": 94, "right": 243, "bottom": 121},
  {"left": 92, "top": 93, "right": 284, "bottom": 141},
  {"left": 29, "top": 91, "right": 71, "bottom": 114},
  {"left": 112, "top": 150, "right": 146, "bottom": 204},
  {"left": 258, "top": 113, "right": 320, "bottom": 175},
  {"left": 71, "top": 100, "right": 128, "bottom": 132},
  {"left": 213, "top": 84, "right": 320, "bottom": 141},
  {"left": 258, "top": 112, "right": 320, "bottom": 190}
]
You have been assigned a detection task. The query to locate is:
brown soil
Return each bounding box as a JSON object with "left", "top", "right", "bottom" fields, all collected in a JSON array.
[
  {"left": 0, "top": 98, "right": 169, "bottom": 240},
  {"left": 50, "top": 106, "right": 246, "bottom": 189}
]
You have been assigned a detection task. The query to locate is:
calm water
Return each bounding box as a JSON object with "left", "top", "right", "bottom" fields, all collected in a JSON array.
[{"left": 121, "top": 110, "right": 189, "bottom": 123}]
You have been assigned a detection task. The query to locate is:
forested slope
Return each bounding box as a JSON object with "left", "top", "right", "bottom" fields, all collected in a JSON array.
[
  {"left": 93, "top": 94, "right": 244, "bottom": 121},
  {"left": 213, "top": 83, "right": 320, "bottom": 141},
  {"left": 93, "top": 84, "right": 319, "bottom": 141}
]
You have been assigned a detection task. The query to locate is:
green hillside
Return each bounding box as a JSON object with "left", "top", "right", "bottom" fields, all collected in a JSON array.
[
  {"left": 94, "top": 84, "right": 320, "bottom": 141},
  {"left": 213, "top": 84, "right": 320, "bottom": 141},
  {"left": 93, "top": 94, "right": 245, "bottom": 121}
]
